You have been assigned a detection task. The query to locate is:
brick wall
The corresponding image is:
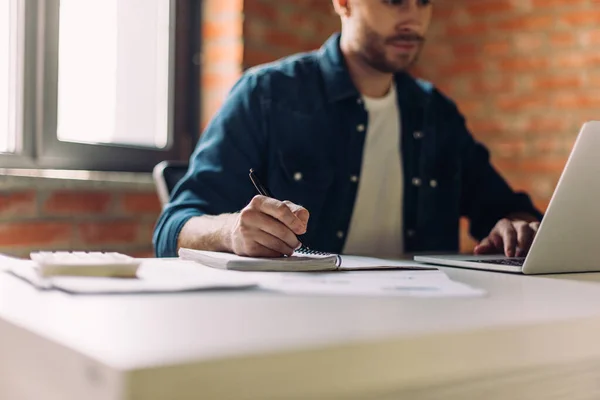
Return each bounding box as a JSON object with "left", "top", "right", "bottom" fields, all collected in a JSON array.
[
  {"left": 414, "top": 0, "right": 600, "bottom": 251},
  {"left": 0, "top": 180, "right": 160, "bottom": 258}
]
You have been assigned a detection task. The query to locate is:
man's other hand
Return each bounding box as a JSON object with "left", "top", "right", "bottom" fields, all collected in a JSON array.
[{"left": 474, "top": 218, "right": 541, "bottom": 257}]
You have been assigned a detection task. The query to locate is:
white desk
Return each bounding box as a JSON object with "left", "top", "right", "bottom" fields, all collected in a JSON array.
[{"left": 3, "top": 261, "right": 600, "bottom": 400}]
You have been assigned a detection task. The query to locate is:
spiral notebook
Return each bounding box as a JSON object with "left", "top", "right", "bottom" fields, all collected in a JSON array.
[{"left": 178, "top": 248, "right": 436, "bottom": 272}]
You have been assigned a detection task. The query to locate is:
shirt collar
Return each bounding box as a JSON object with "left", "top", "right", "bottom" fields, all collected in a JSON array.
[
  {"left": 318, "top": 33, "right": 430, "bottom": 107},
  {"left": 318, "top": 33, "right": 360, "bottom": 103}
]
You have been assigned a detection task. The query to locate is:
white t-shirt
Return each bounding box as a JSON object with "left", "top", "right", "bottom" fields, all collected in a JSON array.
[{"left": 342, "top": 85, "right": 404, "bottom": 258}]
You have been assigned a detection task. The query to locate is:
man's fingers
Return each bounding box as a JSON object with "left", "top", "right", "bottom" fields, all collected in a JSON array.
[
  {"left": 283, "top": 200, "right": 310, "bottom": 226},
  {"left": 516, "top": 223, "right": 535, "bottom": 257},
  {"left": 252, "top": 196, "right": 307, "bottom": 235},
  {"left": 529, "top": 221, "right": 541, "bottom": 232},
  {"left": 241, "top": 209, "right": 301, "bottom": 249},
  {"left": 239, "top": 207, "right": 301, "bottom": 249},
  {"left": 238, "top": 238, "right": 283, "bottom": 258},
  {"left": 250, "top": 230, "right": 295, "bottom": 256},
  {"left": 474, "top": 237, "right": 494, "bottom": 254},
  {"left": 499, "top": 220, "right": 518, "bottom": 257},
  {"left": 475, "top": 233, "right": 503, "bottom": 254}
]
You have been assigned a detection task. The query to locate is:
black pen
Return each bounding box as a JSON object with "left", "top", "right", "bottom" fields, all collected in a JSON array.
[{"left": 249, "top": 168, "right": 309, "bottom": 250}]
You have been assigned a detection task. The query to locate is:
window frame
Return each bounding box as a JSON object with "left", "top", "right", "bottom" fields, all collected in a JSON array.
[{"left": 0, "top": 0, "right": 195, "bottom": 173}]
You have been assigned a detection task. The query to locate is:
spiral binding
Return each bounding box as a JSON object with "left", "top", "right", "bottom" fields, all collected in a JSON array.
[{"left": 295, "top": 246, "right": 333, "bottom": 256}]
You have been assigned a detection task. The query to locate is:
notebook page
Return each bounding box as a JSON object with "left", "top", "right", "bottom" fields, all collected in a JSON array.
[{"left": 178, "top": 248, "right": 340, "bottom": 272}]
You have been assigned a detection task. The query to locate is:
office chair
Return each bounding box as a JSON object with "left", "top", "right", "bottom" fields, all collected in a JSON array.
[{"left": 153, "top": 161, "right": 189, "bottom": 207}]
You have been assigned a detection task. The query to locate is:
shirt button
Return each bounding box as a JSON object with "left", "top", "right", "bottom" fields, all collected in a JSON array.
[
  {"left": 336, "top": 231, "right": 345, "bottom": 239},
  {"left": 350, "top": 175, "right": 359, "bottom": 183},
  {"left": 407, "top": 229, "right": 416, "bottom": 238},
  {"left": 412, "top": 177, "right": 422, "bottom": 187},
  {"left": 356, "top": 124, "right": 365, "bottom": 132},
  {"left": 430, "top": 179, "right": 438, "bottom": 188},
  {"left": 357, "top": 98, "right": 363, "bottom": 105},
  {"left": 293, "top": 172, "right": 303, "bottom": 181},
  {"left": 413, "top": 131, "right": 424, "bottom": 140}
]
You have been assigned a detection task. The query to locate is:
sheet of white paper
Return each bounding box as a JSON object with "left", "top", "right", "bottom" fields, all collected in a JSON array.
[
  {"left": 258, "top": 269, "right": 486, "bottom": 298},
  {"left": 7, "top": 259, "right": 258, "bottom": 294}
]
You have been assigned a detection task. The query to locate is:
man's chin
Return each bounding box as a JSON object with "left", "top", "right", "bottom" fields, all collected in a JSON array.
[{"left": 385, "top": 57, "right": 415, "bottom": 73}]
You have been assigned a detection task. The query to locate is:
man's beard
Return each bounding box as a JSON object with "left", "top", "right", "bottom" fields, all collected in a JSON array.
[{"left": 358, "top": 24, "right": 425, "bottom": 74}]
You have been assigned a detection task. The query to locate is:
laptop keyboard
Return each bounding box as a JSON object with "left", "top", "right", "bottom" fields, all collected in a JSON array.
[{"left": 471, "top": 258, "right": 526, "bottom": 267}]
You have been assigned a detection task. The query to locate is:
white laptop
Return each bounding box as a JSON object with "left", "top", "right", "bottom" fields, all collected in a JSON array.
[{"left": 414, "top": 121, "right": 600, "bottom": 275}]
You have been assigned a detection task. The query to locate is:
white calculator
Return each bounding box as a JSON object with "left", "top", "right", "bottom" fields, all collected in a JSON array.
[{"left": 30, "top": 251, "right": 141, "bottom": 278}]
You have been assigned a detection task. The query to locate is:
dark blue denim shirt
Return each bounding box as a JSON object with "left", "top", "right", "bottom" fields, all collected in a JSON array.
[{"left": 153, "top": 33, "right": 542, "bottom": 258}]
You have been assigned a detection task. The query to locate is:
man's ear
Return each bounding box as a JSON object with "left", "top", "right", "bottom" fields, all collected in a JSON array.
[{"left": 332, "top": 0, "right": 351, "bottom": 17}]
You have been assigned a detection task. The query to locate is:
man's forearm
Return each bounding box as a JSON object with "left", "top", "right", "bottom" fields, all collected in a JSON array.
[{"left": 177, "top": 214, "right": 237, "bottom": 253}]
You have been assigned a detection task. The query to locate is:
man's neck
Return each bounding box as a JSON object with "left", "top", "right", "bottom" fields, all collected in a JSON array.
[{"left": 340, "top": 37, "right": 394, "bottom": 98}]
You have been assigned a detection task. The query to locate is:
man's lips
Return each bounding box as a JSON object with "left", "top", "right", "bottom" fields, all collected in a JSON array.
[
  {"left": 387, "top": 34, "right": 424, "bottom": 51},
  {"left": 388, "top": 40, "right": 420, "bottom": 51}
]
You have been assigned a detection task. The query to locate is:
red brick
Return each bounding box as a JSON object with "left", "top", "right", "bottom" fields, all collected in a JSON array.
[
  {"left": 495, "top": 95, "right": 547, "bottom": 112},
  {"left": 522, "top": 116, "right": 571, "bottom": 134},
  {"left": 204, "top": 0, "right": 243, "bottom": 17},
  {"left": 469, "top": 76, "right": 515, "bottom": 93},
  {"left": 0, "top": 191, "right": 37, "bottom": 217},
  {"left": 513, "top": 34, "right": 545, "bottom": 53},
  {"left": 138, "top": 222, "right": 156, "bottom": 246},
  {"left": 43, "top": 191, "right": 112, "bottom": 215},
  {"left": 550, "top": 32, "right": 578, "bottom": 47},
  {"left": 244, "top": 48, "right": 278, "bottom": 68},
  {"left": 202, "top": 71, "right": 241, "bottom": 91},
  {"left": 531, "top": 75, "right": 584, "bottom": 91},
  {"left": 315, "top": 19, "right": 338, "bottom": 38},
  {"left": 455, "top": 99, "right": 485, "bottom": 117},
  {"left": 439, "top": 61, "right": 485, "bottom": 76},
  {"left": 589, "top": 30, "right": 600, "bottom": 45},
  {"left": 499, "top": 57, "right": 549, "bottom": 72},
  {"left": 465, "top": 1, "right": 514, "bottom": 16},
  {"left": 482, "top": 40, "right": 511, "bottom": 57},
  {"left": 452, "top": 43, "right": 479, "bottom": 58},
  {"left": 560, "top": 10, "right": 600, "bottom": 28},
  {"left": 203, "top": 21, "right": 242, "bottom": 41},
  {"left": 120, "top": 193, "right": 162, "bottom": 215},
  {"left": 556, "top": 53, "right": 600, "bottom": 69},
  {"left": 127, "top": 249, "right": 156, "bottom": 259},
  {"left": 264, "top": 30, "right": 306, "bottom": 50},
  {"left": 433, "top": 6, "right": 460, "bottom": 22},
  {"left": 202, "top": 42, "right": 243, "bottom": 65},
  {"left": 490, "top": 139, "right": 528, "bottom": 158},
  {"left": 0, "top": 222, "right": 72, "bottom": 247},
  {"left": 445, "top": 22, "right": 489, "bottom": 37},
  {"left": 497, "top": 16, "right": 554, "bottom": 32},
  {"left": 243, "top": 0, "right": 279, "bottom": 21},
  {"left": 468, "top": 119, "right": 507, "bottom": 135},
  {"left": 531, "top": 0, "right": 587, "bottom": 7},
  {"left": 552, "top": 93, "right": 600, "bottom": 109},
  {"left": 589, "top": 73, "right": 600, "bottom": 87},
  {"left": 78, "top": 220, "right": 139, "bottom": 245}
]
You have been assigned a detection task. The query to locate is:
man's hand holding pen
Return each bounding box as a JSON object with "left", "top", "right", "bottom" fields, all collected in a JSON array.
[{"left": 228, "top": 195, "right": 309, "bottom": 258}]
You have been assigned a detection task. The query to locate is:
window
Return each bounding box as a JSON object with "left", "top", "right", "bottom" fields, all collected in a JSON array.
[
  {"left": 0, "top": 0, "right": 22, "bottom": 154},
  {"left": 0, "top": 0, "right": 193, "bottom": 172}
]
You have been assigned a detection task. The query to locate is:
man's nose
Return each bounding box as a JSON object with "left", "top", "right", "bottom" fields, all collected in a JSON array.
[{"left": 393, "top": 1, "right": 424, "bottom": 32}]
